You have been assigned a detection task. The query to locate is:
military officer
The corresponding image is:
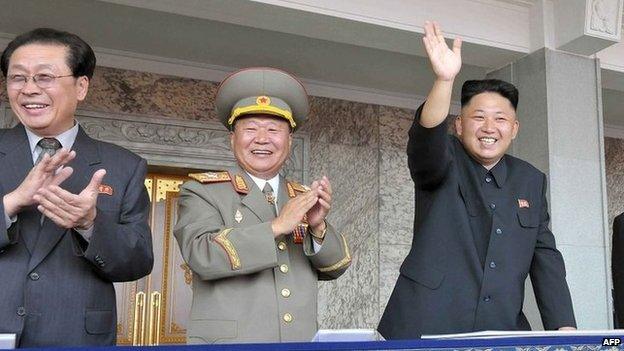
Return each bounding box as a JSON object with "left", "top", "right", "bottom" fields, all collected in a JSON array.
[{"left": 174, "top": 67, "right": 351, "bottom": 344}]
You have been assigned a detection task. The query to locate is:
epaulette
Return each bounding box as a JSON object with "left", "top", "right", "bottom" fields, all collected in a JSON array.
[
  {"left": 188, "top": 171, "right": 231, "bottom": 183},
  {"left": 286, "top": 181, "right": 310, "bottom": 198},
  {"left": 231, "top": 173, "right": 249, "bottom": 195}
]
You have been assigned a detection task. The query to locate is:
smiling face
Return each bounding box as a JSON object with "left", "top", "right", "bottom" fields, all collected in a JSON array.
[
  {"left": 6, "top": 43, "right": 88, "bottom": 137},
  {"left": 230, "top": 114, "right": 292, "bottom": 179},
  {"left": 455, "top": 92, "right": 519, "bottom": 169}
]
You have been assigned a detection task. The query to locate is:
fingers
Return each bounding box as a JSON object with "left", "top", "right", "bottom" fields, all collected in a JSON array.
[
  {"left": 48, "top": 166, "right": 74, "bottom": 187},
  {"left": 424, "top": 20, "right": 434, "bottom": 40},
  {"left": 433, "top": 21, "right": 444, "bottom": 43},
  {"left": 37, "top": 204, "right": 71, "bottom": 228},
  {"left": 35, "top": 185, "right": 95, "bottom": 229},
  {"left": 452, "top": 37, "right": 462, "bottom": 55},
  {"left": 35, "top": 189, "right": 77, "bottom": 229},
  {"left": 35, "top": 188, "right": 75, "bottom": 216},
  {"left": 284, "top": 190, "right": 317, "bottom": 214},
  {"left": 86, "top": 169, "right": 106, "bottom": 193},
  {"left": 33, "top": 149, "right": 75, "bottom": 177},
  {"left": 46, "top": 185, "right": 80, "bottom": 205},
  {"left": 320, "top": 176, "right": 332, "bottom": 195},
  {"left": 422, "top": 36, "right": 432, "bottom": 56},
  {"left": 423, "top": 21, "right": 435, "bottom": 54},
  {"left": 43, "top": 149, "right": 75, "bottom": 172},
  {"left": 317, "top": 186, "right": 331, "bottom": 206},
  {"left": 297, "top": 190, "right": 319, "bottom": 211},
  {"left": 317, "top": 198, "right": 331, "bottom": 211}
]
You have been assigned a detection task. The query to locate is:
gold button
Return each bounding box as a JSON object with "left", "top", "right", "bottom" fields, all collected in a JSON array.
[
  {"left": 281, "top": 288, "right": 291, "bottom": 298},
  {"left": 283, "top": 313, "right": 293, "bottom": 323},
  {"left": 279, "top": 264, "right": 289, "bottom": 273},
  {"left": 278, "top": 242, "right": 287, "bottom": 251}
]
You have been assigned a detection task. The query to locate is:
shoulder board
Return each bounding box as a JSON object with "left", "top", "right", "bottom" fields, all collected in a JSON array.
[
  {"left": 287, "top": 181, "right": 309, "bottom": 198},
  {"left": 188, "top": 171, "right": 231, "bottom": 183},
  {"left": 232, "top": 174, "right": 249, "bottom": 195}
]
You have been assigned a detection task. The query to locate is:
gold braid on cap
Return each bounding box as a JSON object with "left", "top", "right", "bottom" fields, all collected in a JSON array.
[{"left": 228, "top": 96, "right": 297, "bottom": 128}]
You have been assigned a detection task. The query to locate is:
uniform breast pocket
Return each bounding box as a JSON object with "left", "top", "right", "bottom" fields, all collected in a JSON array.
[
  {"left": 517, "top": 207, "right": 539, "bottom": 228},
  {"left": 399, "top": 256, "right": 445, "bottom": 290},
  {"left": 84, "top": 309, "right": 114, "bottom": 335}
]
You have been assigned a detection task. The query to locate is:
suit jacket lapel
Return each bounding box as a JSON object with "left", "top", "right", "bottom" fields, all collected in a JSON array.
[
  {"left": 29, "top": 127, "right": 101, "bottom": 271},
  {"left": 235, "top": 166, "right": 276, "bottom": 223},
  {"left": 0, "top": 124, "right": 34, "bottom": 196}
]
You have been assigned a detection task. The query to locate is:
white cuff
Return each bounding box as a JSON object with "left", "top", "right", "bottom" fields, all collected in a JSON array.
[
  {"left": 312, "top": 239, "right": 322, "bottom": 253},
  {"left": 4, "top": 211, "right": 16, "bottom": 229}
]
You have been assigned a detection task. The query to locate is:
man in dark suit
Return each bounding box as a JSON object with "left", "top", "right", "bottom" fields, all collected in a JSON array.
[
  {"left": 0, "top": 28, "right": 153, "bottom": 347},
  {"left": 612, "top": 212, "right": 624, "bottom": 327},
  {"left": 378, "top": 21, "right": 576, "bottom": 339}
]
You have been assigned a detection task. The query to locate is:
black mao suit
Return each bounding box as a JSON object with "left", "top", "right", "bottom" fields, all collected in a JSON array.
[
  {"left": 0, "top": 124, "right": 153, "bottom": 347},
  {"left": 378, "top": 104, "right": 576, "bottom": 339},
  {"left": 612, "top": 212, "right": 624, "bottom": 327}
]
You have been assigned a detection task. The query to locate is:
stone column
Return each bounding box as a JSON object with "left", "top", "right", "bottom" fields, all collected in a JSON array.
[{"left": 487, "top": 48, "right": 610, "bottom": 329}]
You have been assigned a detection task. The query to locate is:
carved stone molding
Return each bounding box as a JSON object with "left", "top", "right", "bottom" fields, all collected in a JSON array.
[
  {"left": 555, "top": 0, "right": 622, "bottom": 55},
  {"left": 587, "top": 0, "right": 622, "bottom": 38},
  {"left": 0, "top": 105, "right": 309, "bottom": 183}
]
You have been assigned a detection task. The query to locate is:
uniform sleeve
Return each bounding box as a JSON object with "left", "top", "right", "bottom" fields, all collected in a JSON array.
[
  {"left": 0, "top": 184, "right": 16, "bottom": 249},
  {"left": 174, "top": 181, "right": 279, "bottom": 281},
  {"left": 529, "top": 173, "right": 576, "bottom": 329},
  {"left": 0, "top": 186, "right": 19, "bottom": 250},
  {"left": 72, "top": 158, "right": 154, "bottom": 282},
  {"left": 302, "top": 222, "right": 351, "bottom": 280},
  {"left": 407, "top": 102, "right": 453, "bottom": 190}
]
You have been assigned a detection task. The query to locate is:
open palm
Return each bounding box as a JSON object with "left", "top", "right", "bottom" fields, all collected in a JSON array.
[{"left": 422, "top": 21, "right": 462, "bottom": 81}]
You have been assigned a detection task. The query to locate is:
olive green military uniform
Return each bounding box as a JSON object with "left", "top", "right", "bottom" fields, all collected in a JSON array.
[{"left": 174, "top": 166, "right": 350, "bottom": 343}]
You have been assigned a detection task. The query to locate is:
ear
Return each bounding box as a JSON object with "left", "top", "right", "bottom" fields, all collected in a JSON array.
[
  {"left": 76, "top": 76, "right": 89, "bottom": 101},
  {"left": 455, "top": 115, "right": 463, "bottom": 136},
  {"left": 511, "top": 118, "right": 519, "bottom": 140},
  {"left": 229, "top": 130, "right": 235, "bottom": 149}
]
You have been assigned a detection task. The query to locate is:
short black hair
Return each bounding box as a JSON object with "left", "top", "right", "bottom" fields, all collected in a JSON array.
[
  {"left": 461, "top": 79, "right": 518, "bottom": 110},
  {"left": 1, "top": 28, "right": 96, "bottom": 79}
]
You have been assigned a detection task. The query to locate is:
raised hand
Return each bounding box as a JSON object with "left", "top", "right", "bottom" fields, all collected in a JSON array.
[
  {"left": 422, "top": 21, "right": 462, "bottom": 81},
  {"left": 306, "top": 176, "right": 332, "bottom": 234},
  {"left": 34, "top": 169, "right": 106, "bottom": 229},
  {"left": 271, "top": 189, "right": 318, "bottom": 237},
  {"left": 2, "top": 149, "right": 76, "bottom": 217}
]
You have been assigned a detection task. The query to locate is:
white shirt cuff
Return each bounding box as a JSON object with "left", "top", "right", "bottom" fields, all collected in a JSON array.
[
  {"left": 312, "top": 239, "right": 322, "bottom": 253},
  {"left": 5, "top": 212, "right": 16, "bottom": 229}
]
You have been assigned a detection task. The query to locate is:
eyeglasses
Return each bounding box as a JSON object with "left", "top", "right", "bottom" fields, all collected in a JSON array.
[{"left": 6, "top": 73, "right": 75, "bottom": 90}]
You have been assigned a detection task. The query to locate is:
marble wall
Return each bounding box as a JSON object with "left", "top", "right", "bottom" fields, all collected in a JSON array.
[{"left": 606, "top": 137, "right": 624, "bottom": 234}]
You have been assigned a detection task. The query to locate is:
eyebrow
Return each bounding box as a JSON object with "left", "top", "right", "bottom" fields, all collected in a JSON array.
[
  {"left": 8, "top": 63, "right": 57, "bottom": 71},
  {"left": 473, "top": 109, "right": 506, "bottom": 114}
]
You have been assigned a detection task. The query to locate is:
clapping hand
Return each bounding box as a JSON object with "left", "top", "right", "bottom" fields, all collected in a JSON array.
[
  {"left": 34, "top": 169, "right": 107, "bottom": 230},
  {"left": 306, "top": 176, "right": 332, "bottom": 234}
]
